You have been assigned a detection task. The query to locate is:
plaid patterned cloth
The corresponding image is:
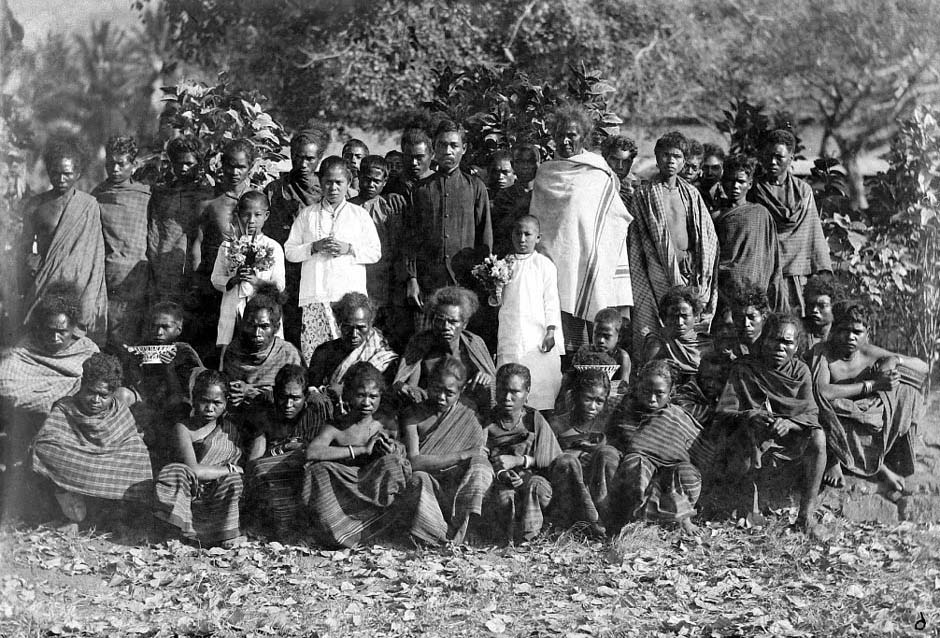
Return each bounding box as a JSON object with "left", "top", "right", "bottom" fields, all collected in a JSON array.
[
  {"left": 749, "top": 173, "right": 831, "bottom": 277},
  {"left": 222, "top": 337, "right": 303, "bottom": 406},
  {"left": 713, "top": 202, "right": 781, "bottom": 304},
  {"left": 154, "top": 418, "right": 243, "bottom": 543},
  {"left": 245, "top": 407, "right": 321, "bottom": 530},
  {"left": 0, "top": 336, "right": 98, "bottom": 416},
  {"left": 31, "top": 396, "right": 152, "bottom": 502},
  {"left": 611, "top": 453, "right": 701, "bottom": 523},
  {"left": 483, "top": 408, "right": 561, "bottom": 542},
  {"left": 401, "top": 402, "right": 493, "bottom": 544},
  {"left": 628, "top": 178, "right": 719, "bottom": 359},
  {"left": 91, "top": 180, "right": 151, "bottom": 297},
  {"left": 302, "top": 448, "right": 411, "bottom": 548}
]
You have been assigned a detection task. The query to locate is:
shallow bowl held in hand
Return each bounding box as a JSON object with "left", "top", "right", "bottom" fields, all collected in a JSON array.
[
  {"left": 572, "top": 364, "right": 620, "bottom": 381},
  {"left": 127, "top": 344, "right": 177, "bottom": 364}
]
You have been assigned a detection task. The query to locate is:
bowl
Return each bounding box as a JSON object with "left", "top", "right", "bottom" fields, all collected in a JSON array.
[
  {"left": 127, "top": 344, "right": 177, "bottom": 364},
  {"left": 572, "top": 364, "right": 621, "bottom": 380}
]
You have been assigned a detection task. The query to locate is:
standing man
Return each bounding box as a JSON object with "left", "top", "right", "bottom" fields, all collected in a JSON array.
[
  {"left": 264, "top": 126, "right": 329, "bottom": 348},
  {"left": 20, "top": 137, "right": 108, "bottom": 344},
  {"left": 404, "top": 120, "right": 493, "bottom": 336},
  {"left": 749, "top": 130, "right": 831, "bottom": 315},
  {"left": 92, "top": 135, "right": 151, "bottom": 350},
  {"left": 385, "top": 128, "right": 435, "bottom": 200}
]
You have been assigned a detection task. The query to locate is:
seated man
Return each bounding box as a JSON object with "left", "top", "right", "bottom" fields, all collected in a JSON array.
[
  {"left": 812, "top": 301, "right": 927, "bottom": 493},
  {"left": 798, "top": 273, "right": 844, "bottom": 359},
  {"left": 673, "top": 351, "right": 731, "bottom": 427},
  {"left": 643, "top": 285, "right": 713, "bottom": 386},
  {"left": 715, "top": 313, "right": 826, "bottom": 536},
  {"left": 31, "top": 353, "right": 152, "bottom": 533},
  {"left": 728, "top": 280, "right": 771, "bottom": 358}
]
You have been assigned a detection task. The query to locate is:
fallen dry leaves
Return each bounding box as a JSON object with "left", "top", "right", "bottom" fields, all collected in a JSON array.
[{"left": 0, "top": 515, "right": 938, "bottom": 637}]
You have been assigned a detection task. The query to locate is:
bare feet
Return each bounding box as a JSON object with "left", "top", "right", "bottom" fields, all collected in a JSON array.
[
  {"left": 822, "top": 462, "right": 845, "bottom": 488},
  {"left": 678, "top": 517, "right": 701, "bottom": 536},
  {"left": 876, "top": 465, "right": 905, "bottom": 495},
  {"left": 219, "top": 534, "right": 247, "bottom": 550}
]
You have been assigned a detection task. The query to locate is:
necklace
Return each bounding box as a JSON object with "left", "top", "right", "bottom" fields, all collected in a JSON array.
[{"left": 315, "top": 201, "right": 342, "bottom": 240}]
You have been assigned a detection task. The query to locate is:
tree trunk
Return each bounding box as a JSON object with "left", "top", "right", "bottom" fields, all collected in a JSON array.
[{"left": 840, "top": 148, "right": 868, "bottom": 211}]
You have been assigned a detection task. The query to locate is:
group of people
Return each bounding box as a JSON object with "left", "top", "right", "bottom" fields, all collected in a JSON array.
[{"left": 0, "top": 102, "right": 927, "bottom": 548}]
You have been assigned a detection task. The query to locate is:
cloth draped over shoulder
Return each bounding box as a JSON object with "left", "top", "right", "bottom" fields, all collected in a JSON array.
[
  {"left": 91, "top": 180, "right": 151, "bottom": 299},
  {"left": 0, "top": 336, "right": 98, "bottom": 417},
  {"left": 712, "top": 202, "right": 781, "bottom": 301},
  {"left": 328, "top": 330, "right": 398, "bottom": 389},
  {"left": 403, "top": 402, "right": 493, "bottom": 544},
  {"left": 530, "top": 152, "right": 634, "bottom": 321},
  {"left": 748, "top": 172, "right": 831, "bottom": 277},
  {"left": 22, "top": 189, "right": 108, "bottom": 342},
  {"left": 31, "top": 396, "right": 152, "bottom": 502},
  {"left": 628, "top": 178, "right": 718, "bottom": 356},
  {"left": 810, "top": 353, "right": 923, "bottom": 479}
]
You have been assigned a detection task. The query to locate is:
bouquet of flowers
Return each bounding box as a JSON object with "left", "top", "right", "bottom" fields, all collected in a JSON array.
[
  {"left": 227, "top": 233, "right": 276, "bottom": 275},
  {"left": 471, "top": 254, "right": 516, "bottom": 306}
]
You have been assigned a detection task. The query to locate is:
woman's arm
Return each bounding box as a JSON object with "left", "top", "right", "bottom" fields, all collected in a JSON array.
[
  {"left": 174, "top": 422, "right": 231, "bottom": 481},
  {"left": 246, "top": 432, "right": 266, "bottom": 462}
]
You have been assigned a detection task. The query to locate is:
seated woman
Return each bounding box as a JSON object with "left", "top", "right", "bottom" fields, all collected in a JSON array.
[
  {"left": 154, "top": 369, "right": 245, "bottom": 547},
  {"left": 399, "top": 356, "right": 493, "bottom": 545},
  {"left": 307, "top": 292, "right": 398, "bottom": 422},
  {"left": 548, "top": 368, "right": 619, "bottom": 537},
  {"left": 303, "top": 362, "right": 410, "bottom": 548},
  {"left": 606, "top": 361, "right": 715, "bottom": 536},
  {"left": 31, "top": 353, "right": 152, "bottom": 533},
  {"left": 245, "top": 364, "right": 321, "bottom": 538},
  {"left": 812, "top": 301, "right": 927, "bottom": 494},
  {"left": 482, "top": 363, "right": 561, "bottom": 543},
  {"left": 643, "top": 286, "right": 712, "bottom": 386},
  {"left": 220, "top": 284, "right": 303, "bottom": 415},
  {"left": 394, "top": 286, "right": 495, "bottom": 414},
  {"left": 0, "top": 286, "right": 99, "bottom": 485},
  {"left": 122, "top": 301, "right": 203, "bottom": 470}
]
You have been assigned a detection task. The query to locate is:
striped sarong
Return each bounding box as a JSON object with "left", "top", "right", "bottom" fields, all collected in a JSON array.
[
  {"left": 302, "top": 447, "right": 410, "bottom": 548},
  {"left": 31, "top": 396, "right": 152, "bottom": 502},
  {"left": 483, "top": 408, "right": 561, "bottom": 542},
  {"left": 402, "top": 402, "right": 493, "bottom": 544},
  {"left": 154, "top": 419, "right": 243, "bottom": 543}
]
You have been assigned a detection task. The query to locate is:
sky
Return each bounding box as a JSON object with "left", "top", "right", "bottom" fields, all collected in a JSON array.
[{"left": 8, "top": 0, "right": 138, "bottom": 45}]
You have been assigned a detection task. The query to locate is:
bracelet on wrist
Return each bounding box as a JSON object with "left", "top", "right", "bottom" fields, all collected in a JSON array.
[{"left": 348, "top": 445, "right": 356, "bottom": 460}]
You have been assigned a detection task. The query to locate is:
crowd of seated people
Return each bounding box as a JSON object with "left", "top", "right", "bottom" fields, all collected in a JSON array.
[{"left": 0, "top": 106, "right": 928, "bottom": 548}]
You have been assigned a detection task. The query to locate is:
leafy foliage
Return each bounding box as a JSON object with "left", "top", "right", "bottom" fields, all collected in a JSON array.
[{"left": 715, "top": 98, "right": 805, "bottom": 160}]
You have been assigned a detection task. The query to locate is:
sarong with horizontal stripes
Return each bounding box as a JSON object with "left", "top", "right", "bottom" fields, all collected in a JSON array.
[
  {"left": 154, "top": 419, "right": 243, "bottom": 543},
  {"left": 31, "top": 396, "right": 152, "bottom": 503}
]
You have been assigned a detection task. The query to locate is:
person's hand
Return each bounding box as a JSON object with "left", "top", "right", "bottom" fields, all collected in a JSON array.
[
  {"left": 328, "top": 239, "right": 351, "bottom": 257},
  {"left": 228, "top": 380, "right": 247, "bottom": 406},
  {"left": 158, "top": 347, "right": 176, "bottom": 365},
  {"left": 468, "top": 371, "right": 493, "bottom": 390},
  {"left": 874, "top": 368, "right": 900, "bottom": 392},
  {"left": 306, "top": 390, "right": 334, "bottom": 421},
  {"left": 497, "top": 469, "right": 523, "bottom": 488},
  {"left": 311, "top": 238, "right": 333, "bottom": 255},
  {"left": 770, "top": 418, "right": 799, "bottom": 438},
  {"left": 227, "top": 463, "right": 244, "bottom": 475},
  {"left": 398, "top": 383, "right": 427, "bottom": 404},
  {"left": 747, "top": 410, "right": 775, "bottom": 430},
  {"left": 282, "top": 439, "right": 305, "bottom": 452},
  {"left": 406, "top": 278, "right": 423, "bottom": 309},
  {"left": 364, "top": 432, "right": 391, "bottom": 456},
  {"left": 540, "top": 331, "right": 556, "bottom": 353},
  {"left": 492, "top": 454, "right": 524, "bottom": 472}
]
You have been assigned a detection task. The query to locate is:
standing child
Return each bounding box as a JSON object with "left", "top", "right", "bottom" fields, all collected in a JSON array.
[
  {"left": 210, "top": 191, "right": 286, "bottom": 349},
  {"left": 496, "top": 215, "right": 564, "bottom": 412},
  {"left": 154, "top": 369, "right": 245, "bottom": 547},
  {"left": 284, "top": 156, "right": 381, "bottom": 364}
]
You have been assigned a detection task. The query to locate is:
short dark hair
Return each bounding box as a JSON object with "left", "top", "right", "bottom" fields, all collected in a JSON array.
[
  {"left": 244, "top": 282, "right": 284, "bottom": 327},
  {"left": 764, "top": 129, "right": 796, "bottom": 153},
  {"left": 166, "top": 135, "right": 203, "bottom": 162},
  {"left": 514, "top": 214, "right": 540, "bottom": 233},
  {"left": 686, "top": 139, "right": 704, "bottom": 159},
  {"left": 511, "top": 143, "right": 541, "bottom": 164},
  {"left": 832, "top": 301, "right": 872, "bottom": 329},
  {"left": 31, "top": 283, "right": 81, "bottom": 329},
  {"left": 593, "top": 307, "right": 622, "bottom": 328},
  {"left": 722, "top": 154, "right": 758, "bottom": 180},
  {"left": 105, "top": 135, "right": 139, "bottom": 161},
  {"left": 497, "top": 362, "right": 531, "bottom": 391},
  {"left": 359, "top": 154, "right": 388, "bottom": 178},
  {"left": 429, "top": 355, "right": 467, "bottom": 386},
  {"left": 342, "top": 361, "right": 386, "bottom": 397},
  {"left": 290, "top": 126, "right": 330, "bottom": 156},
  {"left": 429, "top": 286, "right": 479, "bottom": 320},
  {"left": 638, "top": 359, "right": 676, "bottom": 390},
  {"left": 275, "top": 363, "right": 308, "bottom": 397},
  {"left": 43, "top": 135, "right": 86, "bottom": 172},
  {"left": 702, "top": 143, "right": 725, "bottom": 162},
  {"left": 573, "top": 367, "right": 611, "bottom": 398},
  {"left": 401, "top": 127, "right": 432, "bottom": 150},
  {"left": 433, "top": 119, "right": 466, "bottom": 144},
  {"left": 763, "top": 312, "right": 803, "bottom": 339},
  {"left": 490, "top": 149, "right": 513, "bottom": 167},
  {"left": 729, "top": 280, "right": 770, "bottom": 313},
  {"left": 601, "top": 135, "right": 638, "bottom": 159},
  {"left": 385, "top": 150, "right": 402, "bottom": 161},
  {"left": 82, "top": 353, "right": 123, "bottom": 390},
  {"left": 342, "top": 139, "right": 369, "bottom": 155},
  {"left": 334, "top": 291, "right": 374, "bottom": 323},
  {"left": 193, "top": 369, "right": 229, "bottom": 399},
  {"left": 804, "top": 273, "right": 844, "bottom": 304},
  {"left": 237, "top": 190, "right": 268, "bottom": 211},
  {"left": 552, "top": 104, "right": 594, "bottom": 140},
  {"left": 151, "top": 301, "right": 184, "bottom": 324},
  {"left": 660, "top": 285, "right": 704, "bottom": 317},
  {"left": 222, "top": 138, "right": 257, "bottom": 164},
  {"left": 654, "top": 131, "right": 690, "bottom": 157},
  {"left": 318, "top": 155, "right": 352, "bottom": 180}
]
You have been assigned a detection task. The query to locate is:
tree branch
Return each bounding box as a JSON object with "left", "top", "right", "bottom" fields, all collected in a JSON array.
[{"left": 503, "top": 0, "right": 538, "bottom": 63}]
